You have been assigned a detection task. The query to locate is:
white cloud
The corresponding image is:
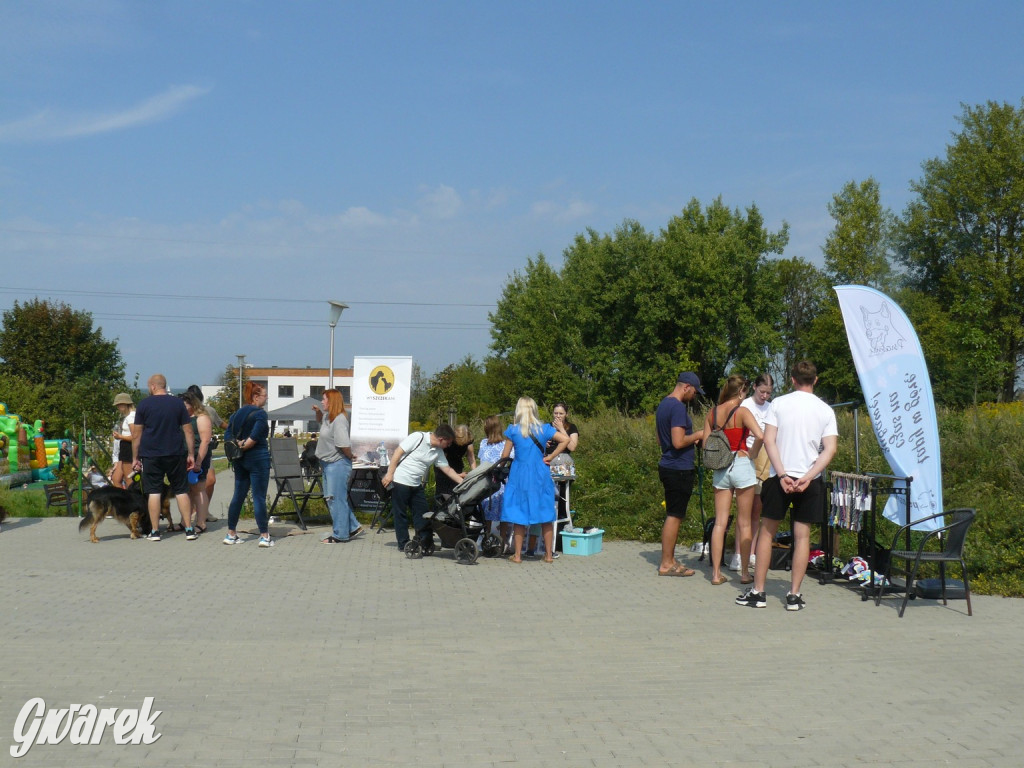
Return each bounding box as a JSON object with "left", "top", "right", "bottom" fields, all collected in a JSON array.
[
  {"left": 416, "top": 184, "right": 463, "bottom": 219},
  {"left": 530, "top": 198, "right": 594, "bottom": 223},
  {"left": 0, "top": 84, "right": 212, "bottom": 143}
]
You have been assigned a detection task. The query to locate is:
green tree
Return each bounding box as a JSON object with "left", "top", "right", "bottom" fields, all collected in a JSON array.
[
  {"left": 806, "top": 178, "right": 896, "bottom": 402},
  {"left": 823, "top": 178, "right": 894, "bottom": 288},
  {"left": 762, "top": 256, "right": 827, "bottom": 386},
  {"left": 488, "top": 200, "right": 789, "bottom": 414},
  {"left": 898, "top": 100, "right": 1024, "bottom": 402},
  {"left": 653, "top": 198, "right": 788, "bottom": 403},
  {"left": 558, "top": 221, "right": 660, "bottom": 411},
  {"left": 488, "top": 254, "right": 593, "bottom": 411},
  {"left": 207, "top": 363, "right": 246, "bottom": 419},
  {"left": 0, "top": 299, "right": 127, "bottom": 434}
]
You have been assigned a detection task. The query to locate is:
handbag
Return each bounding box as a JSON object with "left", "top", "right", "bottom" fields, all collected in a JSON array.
[{"left": 223, "top": 410, "right": 257, "bottom": 467}]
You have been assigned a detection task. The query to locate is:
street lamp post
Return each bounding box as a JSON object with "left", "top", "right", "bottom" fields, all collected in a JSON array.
[
  {"left": 235, "top": 353, "right": 246, "bottom": 409},
  {"left": 327, "top": 301, "right": 348, "bottom": 390}
]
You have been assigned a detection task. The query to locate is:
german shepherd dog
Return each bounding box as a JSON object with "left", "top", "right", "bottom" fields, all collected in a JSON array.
[{"left": 79, "top": 483, "right": 171, "bottom": 543}]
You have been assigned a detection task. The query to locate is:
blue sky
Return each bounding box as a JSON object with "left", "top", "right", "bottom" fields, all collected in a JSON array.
[{"left": 1, "top": 1, "right": 1022, "bottom": 391}]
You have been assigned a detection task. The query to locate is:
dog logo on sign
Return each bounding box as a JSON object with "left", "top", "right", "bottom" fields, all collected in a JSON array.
[
  {"left": 368, "top": 366, "right": 394, "bottom": 395},
  {"left": 860, "top": 302, "right": 905, "bottom": 355}
]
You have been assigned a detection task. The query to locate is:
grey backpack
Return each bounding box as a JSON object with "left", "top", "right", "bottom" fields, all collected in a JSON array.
[{"left": 701, "top": 405, "right": 740, "bottom": 471}]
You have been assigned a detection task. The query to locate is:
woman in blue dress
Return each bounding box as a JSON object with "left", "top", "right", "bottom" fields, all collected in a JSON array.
[{"left": 500, "top": 397, "right": 569, "bottom": 563}]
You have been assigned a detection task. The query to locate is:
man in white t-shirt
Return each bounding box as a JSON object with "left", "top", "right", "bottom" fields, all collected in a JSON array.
[
  {"left": 381, "top": 424, "right": 465, "bottom": 552},
  {"left": 737, "top": 361, "right": 837, "bottom": 611}
]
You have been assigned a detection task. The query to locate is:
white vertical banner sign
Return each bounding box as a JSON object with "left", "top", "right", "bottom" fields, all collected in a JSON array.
[
  {"left": 349, "top": 356, "right": 413, "bottom": 464},
  {"left": 835, "top": 285, "right": 942, "bottom": 531}
]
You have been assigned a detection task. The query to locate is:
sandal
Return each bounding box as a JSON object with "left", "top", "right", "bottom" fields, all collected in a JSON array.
[
  {"left": 712, "top": 575, "right": 729, "bottom": 585},
  {"left": 194, "top": 525, "right": 207, "bottom": 535},
  {"left": 321, "top": 536, "right": 345, "bottom": 544},
  {"left": 740, "top": 575, "right": 754, "bottom": 585},
  {"left": 658, "top": 563, "right": 696, "bottom": 577},
  {"left": 169, "top": 523, "right": 186, "bottom": 533}
]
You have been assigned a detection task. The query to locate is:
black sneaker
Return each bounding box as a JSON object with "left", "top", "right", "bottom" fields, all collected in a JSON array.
[
  {"left": 185, "top": 528, "right": 197, "bottom": 541},
  {"left": 786, "top": 592, "right": 806, "bottom": 611},
  {"left": 735, "top": 588, "right": 766, "bottom": 608},
  {"left": 145, "top": 530, "right": 161, "bottom": 542}
]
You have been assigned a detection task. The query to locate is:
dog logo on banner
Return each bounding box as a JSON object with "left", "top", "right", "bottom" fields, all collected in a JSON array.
[
  {"left": 368, "top": 365, "right": 394, "bottom": 395},
  {"left": 860, "top": 302, "right": 906, "bottom": 356}
]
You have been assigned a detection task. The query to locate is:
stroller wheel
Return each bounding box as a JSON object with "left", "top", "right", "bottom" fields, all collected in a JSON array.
[
  {"left": 404, "top": 540, "right": 423, "bottom": 559},
  {"left": 454, "top": 538, "right": 479, "bottom": 565},
  {"left": 481, "top": 533, "right": 502, "bottom": 558}
]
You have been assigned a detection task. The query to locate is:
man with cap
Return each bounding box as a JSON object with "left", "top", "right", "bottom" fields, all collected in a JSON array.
[{"left": 655, "top": 371, "right": 705, "bottom": 576}]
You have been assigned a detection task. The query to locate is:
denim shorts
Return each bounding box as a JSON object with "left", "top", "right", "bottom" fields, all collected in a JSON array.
[{"left": 712, "top": 455, "right": 757, "bottom": 490}]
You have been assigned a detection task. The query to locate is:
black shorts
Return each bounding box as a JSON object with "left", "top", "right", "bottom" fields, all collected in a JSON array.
[
  {"left": 141, "top": 454, "right": 189, "bottom": 496},
  {"left": 761, "top": 475, "right": 826, "bottom": 525},
  {"left": 117, "top": 440, "right": 133, "bottom": 463},
  {"left": 659, "top": 466, "right": 695, "bottom": 520}
]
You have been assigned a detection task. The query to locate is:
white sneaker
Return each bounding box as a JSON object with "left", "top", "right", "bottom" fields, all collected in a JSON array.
[
  {"left": 727, "top": 553, "right": 742, "bottom": 571},
  {"left": 258, "top": 536, "right": 274, "bottom": 548}
]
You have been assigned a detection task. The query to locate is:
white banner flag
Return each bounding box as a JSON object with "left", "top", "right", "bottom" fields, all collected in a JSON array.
[{"left": 835, "top": 285, "right": 942, "bottom": 531}]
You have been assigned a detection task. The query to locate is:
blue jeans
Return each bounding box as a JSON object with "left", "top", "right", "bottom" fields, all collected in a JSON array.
[
  {"left": 323, "top": 457, "right": 358, "bottom": 540},
  {"left": 227, "top": 457, "right": 270, "bottom": 534},
  {"left": 390, "top": 482, "right": 429, "bottom": 548}
]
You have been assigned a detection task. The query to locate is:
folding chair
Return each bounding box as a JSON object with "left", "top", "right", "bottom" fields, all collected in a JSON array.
[{"left": 268, "top": 437, "right": 324, "bottom": 530}]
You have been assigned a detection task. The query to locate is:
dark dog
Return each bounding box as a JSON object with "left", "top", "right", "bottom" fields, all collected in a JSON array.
[{"left": 79, "top": 485, "right": 170, "bottom": 543}]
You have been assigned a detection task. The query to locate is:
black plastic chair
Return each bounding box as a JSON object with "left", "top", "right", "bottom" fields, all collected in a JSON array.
[
  {"left": 875, "top": 507, "right": 976, "bottom": 617},
  {"left": 44, "top": 482, "right": 74, "bottom": 516}
]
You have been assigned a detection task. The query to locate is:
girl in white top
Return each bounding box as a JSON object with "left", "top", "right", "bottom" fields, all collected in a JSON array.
[
  {"left": 739, "top": 373, "right": 774, "bottom": 565},
  {"left": 110, "top": 393, "right": 136, "bottom": 488}
]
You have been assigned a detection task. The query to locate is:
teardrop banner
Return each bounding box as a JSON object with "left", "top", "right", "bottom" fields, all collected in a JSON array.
[{"left": 835, "top": 285, "right": 942, "bottom": 531}]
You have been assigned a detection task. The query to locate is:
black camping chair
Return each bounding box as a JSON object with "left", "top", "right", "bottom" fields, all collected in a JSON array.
[{"left": 874, "top": 507, "right": 976, "bottom": 617}]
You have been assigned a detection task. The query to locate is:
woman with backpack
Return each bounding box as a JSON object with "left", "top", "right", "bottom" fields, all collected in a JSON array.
[
  {"left": 224, "top": 381, "right": 274, "bottom": 548},
  {"left": 701, "top": 375, "right": 765, "bottom": 586}
]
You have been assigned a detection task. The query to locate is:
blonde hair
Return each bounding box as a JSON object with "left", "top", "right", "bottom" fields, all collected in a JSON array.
[
  {"left": 454, "top": 424, "right": 473, "bottom": 446},
  {"left": 324, "top": 389, "right": 347, "bottom": 422},
  {"left": 514, "top": 397, "right": 543, "bottom": 438}
]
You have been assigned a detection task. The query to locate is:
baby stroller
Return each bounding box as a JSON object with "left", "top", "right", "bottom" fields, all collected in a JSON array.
[
  {"left": 300, "top": 440, "right": 320, "bottom": 479},
  {"left": 410, "top": 458, "right": 511, "bottom": 564}
]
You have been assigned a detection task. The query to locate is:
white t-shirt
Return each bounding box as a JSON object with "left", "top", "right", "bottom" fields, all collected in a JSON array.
[
  {"left": 392, "top": 432, "right": 449, "bottom": 487},
  {"left": 119, "top": 410, "right": 136, "bottom": 439},
  {"left": 764, "top": 390, "right": 838, "bottom": 479},
  {"left": 740, "top": 396, "right": 773, "bottom": 451}
]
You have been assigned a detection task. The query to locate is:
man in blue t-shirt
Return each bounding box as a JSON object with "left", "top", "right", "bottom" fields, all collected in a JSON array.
[
  {"left": 131, "top": 374, "right": 196, "bottom": 541},
  {"left": 655, "top": 371, "right": 704, "bottom": 576}
]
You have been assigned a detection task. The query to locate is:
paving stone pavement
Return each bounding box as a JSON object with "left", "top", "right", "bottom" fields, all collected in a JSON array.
[{"left": 1, "top": 489, "right": 1022, "bottom": 767}]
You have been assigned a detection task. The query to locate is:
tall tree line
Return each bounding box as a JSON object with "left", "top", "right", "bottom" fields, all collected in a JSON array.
[{"left": 479, "top": 100, "right": 1024, "bottom": 416}]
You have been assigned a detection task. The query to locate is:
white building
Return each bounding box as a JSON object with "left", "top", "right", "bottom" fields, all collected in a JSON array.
[{"left": 207, "top": 366, "right": 353, "bottom": 435}]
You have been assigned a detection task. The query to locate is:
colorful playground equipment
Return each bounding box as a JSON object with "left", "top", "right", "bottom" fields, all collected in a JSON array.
[{"left": 0, "top": 402, "right": 65, "bottom": 485}]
